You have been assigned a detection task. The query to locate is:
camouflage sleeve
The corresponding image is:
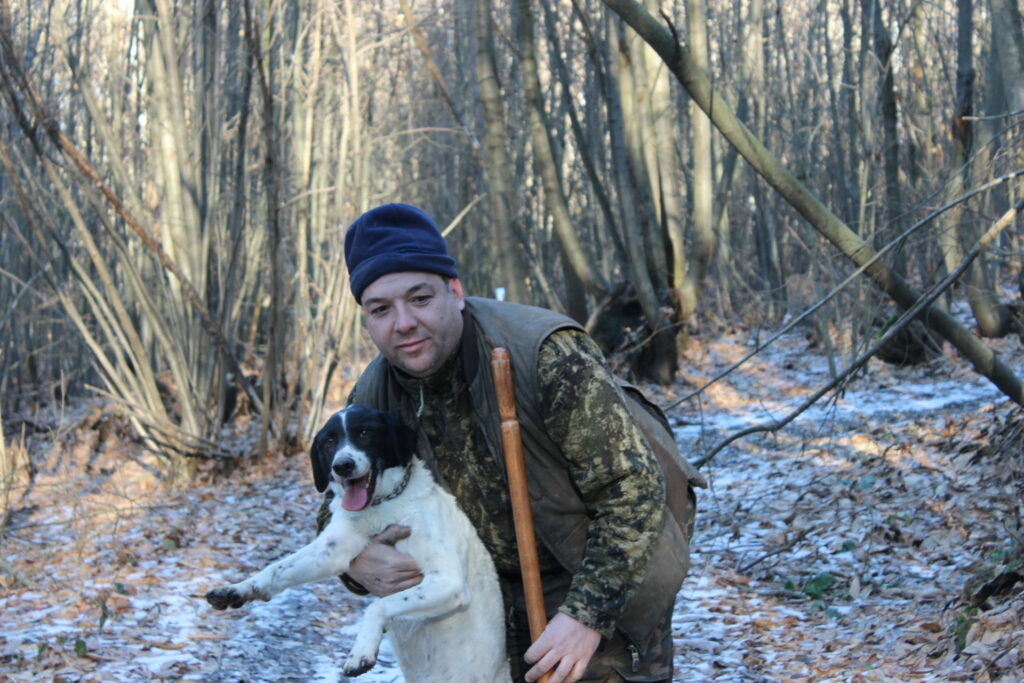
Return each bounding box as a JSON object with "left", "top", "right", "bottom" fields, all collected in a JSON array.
[{"left": 537, "top": 330, "right": 665, "bottom": 638}]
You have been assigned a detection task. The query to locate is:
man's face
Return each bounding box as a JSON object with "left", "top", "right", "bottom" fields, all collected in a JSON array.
[{"left": 361, "top": 272, "right": 466, "bottom": 378}]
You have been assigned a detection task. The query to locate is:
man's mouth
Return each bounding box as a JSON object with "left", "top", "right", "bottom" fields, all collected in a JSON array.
[
  {"left": 341, "top": 471, "right": 376, "bottom": 511},
  {"left": 396, "top": 338, "right": 428, "bottom": 354}
]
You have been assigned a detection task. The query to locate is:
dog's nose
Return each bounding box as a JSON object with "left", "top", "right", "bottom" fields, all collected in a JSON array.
[{"left": 333, "top": 458, "right": 356, "bottom": 478}]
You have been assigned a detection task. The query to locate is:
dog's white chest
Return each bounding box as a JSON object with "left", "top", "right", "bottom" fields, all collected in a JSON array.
[{"left": 337, "top": 466, "right": 511, "bottom": 683}]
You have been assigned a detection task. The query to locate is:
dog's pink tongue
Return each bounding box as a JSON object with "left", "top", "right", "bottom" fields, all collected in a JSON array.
[{"left": 342, "top": 477, "right": 370, "bottom": 511}]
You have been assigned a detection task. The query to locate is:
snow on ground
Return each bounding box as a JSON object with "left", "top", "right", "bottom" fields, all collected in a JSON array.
[{"left": 2, "top": 325, "right": 1022, "bottom": 681}]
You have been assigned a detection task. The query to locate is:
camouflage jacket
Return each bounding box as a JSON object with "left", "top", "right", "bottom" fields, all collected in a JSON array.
[{"left": 348, "top": 297, "right": 695, "bottom": 648}]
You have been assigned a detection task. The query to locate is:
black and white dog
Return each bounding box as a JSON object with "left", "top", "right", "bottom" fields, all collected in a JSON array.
[{"left": 205, "top": 405, "right": 511, "bottom": 682}]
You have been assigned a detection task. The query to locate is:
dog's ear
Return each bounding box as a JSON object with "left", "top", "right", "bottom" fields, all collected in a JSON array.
[
  {"left": 309, "top": 429, "right": 331, "bottom": 493},
  {"left": 385, "top": 413, "right": 417, "bottom": 466}
]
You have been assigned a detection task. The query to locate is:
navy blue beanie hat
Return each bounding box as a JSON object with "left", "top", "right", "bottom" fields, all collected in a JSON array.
[{"left": 344, "top": 203, "right": 459, "bottom": 304}]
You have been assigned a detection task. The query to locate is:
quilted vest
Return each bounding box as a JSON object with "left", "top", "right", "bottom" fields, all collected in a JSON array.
[{"left": 350, "top": 297, "right": 704, "bottom": 649}]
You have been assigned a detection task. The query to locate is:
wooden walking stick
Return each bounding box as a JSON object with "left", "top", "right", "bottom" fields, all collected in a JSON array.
[{"left": 491, "top": 348, "right": 552, "bottom": 683}]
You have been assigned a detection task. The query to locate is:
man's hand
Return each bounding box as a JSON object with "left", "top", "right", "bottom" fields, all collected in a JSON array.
[
  {"left": 348, "top": 525, "right": 423, "bottom": 596},
  {"left": 523, "top": 613, "right": 602, "bottom": 683}
]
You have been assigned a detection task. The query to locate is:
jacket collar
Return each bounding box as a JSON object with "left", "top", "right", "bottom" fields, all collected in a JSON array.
[{"left": 459, "top": 307, "right": 481, "bottom": 386}]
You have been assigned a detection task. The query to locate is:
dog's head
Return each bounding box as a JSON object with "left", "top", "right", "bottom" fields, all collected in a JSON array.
[{"left": 310, "top": 405, "right": 417, "bottom": 511}]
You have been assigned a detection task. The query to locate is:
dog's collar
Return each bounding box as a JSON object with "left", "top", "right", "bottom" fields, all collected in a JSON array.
[{"left": 371, "top": 464, "right": 413, "bottom": 506}]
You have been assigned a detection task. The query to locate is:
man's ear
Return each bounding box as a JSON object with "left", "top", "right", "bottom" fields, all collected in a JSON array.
[
  {"left": 449, "top": 277, "right": 466, "bottom": 311},
  {"left": 309, "top": 432, "right": 331, "bottom": 493}
]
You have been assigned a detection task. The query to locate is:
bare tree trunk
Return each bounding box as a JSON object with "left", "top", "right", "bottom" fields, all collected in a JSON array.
[
  {"left": 628, "top": 11, "right": 670, "bottom": 288},
  {"left": 742, "top": 0, "right": 781, "bottom": 311},
  {"left": 861, "top": 0, "right": 905, "bottom": 274},
  {"left": 400, "top": 0, "right": 466, "bottom": 128},
  {"left": 840, "top": 0, "right": 861, "bottom": 223},
  {"left": 951, "top": 0, "right": 1010, "bottom": 337},
  {"left": 146, "top": 0, "right": 205, "bottom": 294},
  {"left": 475, "top": 0, "right": 530, "bottom": 303},
  {"left": 244, "top": 0, "right": 286, "bottom": 457},
  {"left": 606, "top": 13, "right": 677, "bottom": 384},
  {"left": 614, "top": 18, "right": 666, "bottom": 291},
  {"left": 677, "top": 0, "right": 714, "bottom": 321},
  {"left": 515, "top": 0, "right": 607, "bottom": 301},
  {"left": 823, "top": 0, "right": 855, "bottom": 221},
  {"left": 542, "top": 0, "right": 625, "bottom": 271},
  {"left": 711, "top": 0, "right": 766, "bottom": 314},
  {"left": 990, "top": 0, "right": 1024, "bottom": 114},
  {"left": 988, "top": 0, "right": 1024, "bottom": 283}
]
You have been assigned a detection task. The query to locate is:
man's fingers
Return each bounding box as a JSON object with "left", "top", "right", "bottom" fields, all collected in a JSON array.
[
  {"left": 347, "top": 527, "right": 422, "bottom": 597},
  {"left": 524, "top": 656, "right": 554, "bottom": 683},
  {"left": 393, "top": 576, "right": 422, "bottom": 592},
  {"left": 374, "top": 524, "right": 412, "bottom": 546},
  {"left": 563, "top": 658, "right": 589, "bottom": 683},
  {"left": 523, "top": 614, "right": 600, "bottom": 683},
  {"left": 524, "top": 636, "right": 560, "bottom": 682},
  {"left": 522, "top": 629, "right": 548, "bottom": 665},
  {"left": 526, "top": 655, "right": 585, "bottom": 683},
  {"left": 364, "top": 561, "right": 422, "bottom": 595},
  {"left": 549, "top": 656, "right": 579, "bottom": 683}
]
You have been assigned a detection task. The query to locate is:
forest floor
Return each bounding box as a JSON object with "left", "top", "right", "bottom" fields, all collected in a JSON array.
[{"left": 1, "top": 317, "right": 1023, "bottom": 682}]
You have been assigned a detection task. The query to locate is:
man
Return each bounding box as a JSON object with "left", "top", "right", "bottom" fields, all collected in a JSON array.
[{"left": 324, "top": 203, "right": 701, "bottom": 683}]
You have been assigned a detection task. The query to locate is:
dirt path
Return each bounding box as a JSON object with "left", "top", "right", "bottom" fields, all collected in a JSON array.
[{"left": 2, "top": 329, "right": 1022, "bottom": 681}]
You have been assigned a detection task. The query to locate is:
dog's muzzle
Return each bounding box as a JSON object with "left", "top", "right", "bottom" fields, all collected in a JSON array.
[{"left": 333, "top": 457, "right": 358, "bottom": 479}]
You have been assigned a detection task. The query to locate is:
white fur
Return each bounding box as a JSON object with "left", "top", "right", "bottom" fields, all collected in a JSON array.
[{"left": 207, "top": 452, "right": 511, "bottom": 683}]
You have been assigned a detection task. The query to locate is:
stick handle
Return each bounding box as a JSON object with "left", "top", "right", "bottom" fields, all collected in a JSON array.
[{"left": 491, "top": 348, "right": 551, "bottom": 683}]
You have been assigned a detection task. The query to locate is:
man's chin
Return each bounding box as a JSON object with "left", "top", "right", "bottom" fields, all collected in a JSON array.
[{"left": 393, "top": 353, "right": 437, "bottom": 378}]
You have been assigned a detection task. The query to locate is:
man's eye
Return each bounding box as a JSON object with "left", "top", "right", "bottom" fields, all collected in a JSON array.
[
  {"left": 370, "top": 306, "right": 389, "bottom": 317},
  {"left": 412, "top": 295, "right": 431, "bottom": 305}
]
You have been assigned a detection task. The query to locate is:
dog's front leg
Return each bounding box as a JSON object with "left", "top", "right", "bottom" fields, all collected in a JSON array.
[
  {"left": 343, "top": 573, "right": 469, "bottom": 676},
  {"left": 206, "top": 520, "right": 366, "bottom": 610}
]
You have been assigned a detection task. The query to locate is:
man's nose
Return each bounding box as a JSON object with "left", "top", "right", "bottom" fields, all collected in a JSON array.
[{"left": 393, "top": 304, "right": 417, "bottom": 332}]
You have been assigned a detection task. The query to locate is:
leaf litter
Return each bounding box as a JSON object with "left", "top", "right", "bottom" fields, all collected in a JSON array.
[{"left": 2, "top": 323, "right": 1022, "bottom": 681}]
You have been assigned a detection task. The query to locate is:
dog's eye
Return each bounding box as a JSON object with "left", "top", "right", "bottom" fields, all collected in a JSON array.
[
  {"left": 323, "top": 435, "right": 336, "bottom": 446},
  {"left": 358, "top": 429, "right": 369, "bottom": 439}
]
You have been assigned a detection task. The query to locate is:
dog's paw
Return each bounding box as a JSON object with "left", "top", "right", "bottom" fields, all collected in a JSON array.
[
  {"left": 205, "top": 586, "right": 250, "bottom": 610},
  {"left": 345, "top": 625, "right": 380, "bottom": 675},
  {"left": 343, "top": 650, "right": 378, "bottom": 677}
]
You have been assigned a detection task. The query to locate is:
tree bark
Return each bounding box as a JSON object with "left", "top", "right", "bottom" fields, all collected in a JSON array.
[
  {"left": 542, "top": 0, "right": 624, "bottom": 270},
  {"left": 474, "top": 0, "right": 530, "bottom": 303},
  {"left": 515, "top": 0, "right": 607, "bottom": 301},
  {"left": 605, "top": 13, "right": 677, "bottom": 384},
  {"left": 861, "top": 0, "right": 905, "bottom": 274},
  {"left": 952, "top": 0, "right": 1011, "bottom": 337},
  {"left": 678, "top": 0, "right": 714, "bottom": 321},
  {"left": 989, "top": 0, "right": 1024, "bottom": 113},
  {"left": 244, "top": 0, "right": 285, "bottom": 457}
]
